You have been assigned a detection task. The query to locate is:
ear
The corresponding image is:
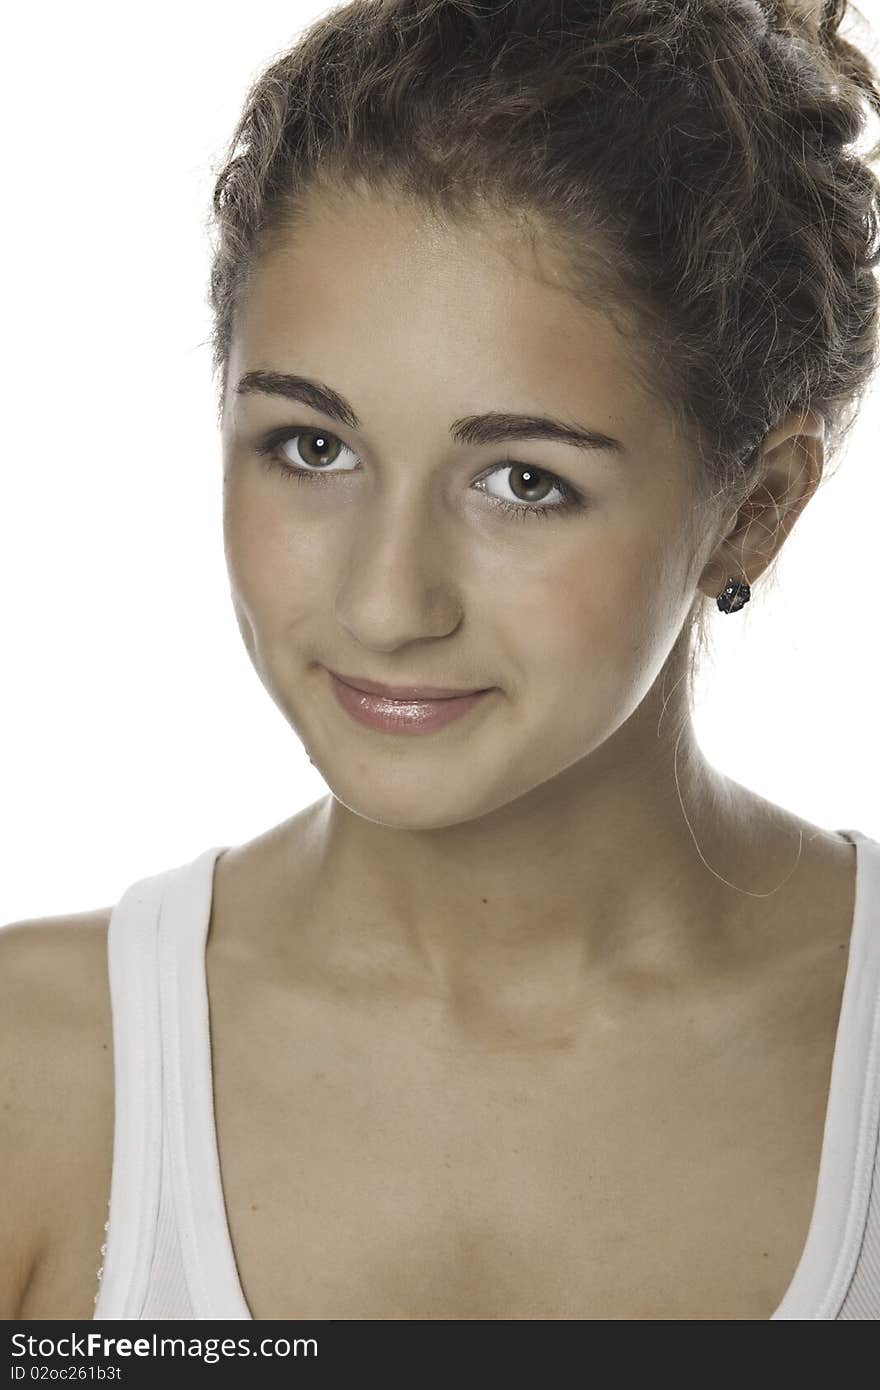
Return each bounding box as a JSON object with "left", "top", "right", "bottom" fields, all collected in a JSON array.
[{"left": 696, "top": 411, "right": 826, "bottom": 602}]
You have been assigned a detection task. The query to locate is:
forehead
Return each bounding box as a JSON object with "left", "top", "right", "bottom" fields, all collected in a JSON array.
[
  {"left": 238, "top": 188, "right": 626, "bottom": 371},
  {"left": 228, "top": 187, "right": 676, "bottom": 460}
]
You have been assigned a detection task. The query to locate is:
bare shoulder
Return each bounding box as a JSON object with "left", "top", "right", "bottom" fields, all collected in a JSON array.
[
  {"left": 717, "top": 777, "right": 859, "bottom": 938},
  {"left": 0, "top": 907, "right": 114, "bottom": 1010},
  {"left": 0, "top": 907, "right": 115, "bottom": 1319}
]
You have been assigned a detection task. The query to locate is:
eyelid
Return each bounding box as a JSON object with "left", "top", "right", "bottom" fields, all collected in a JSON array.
[
  {"left": 254, "top": 423, "right": 361, "bottom": 467},
  {"left": 255, "top": 423, "right": 588, "bottom": 514},
  {"left": 256, "top": 423, "right": 580, "bottom": 482}
]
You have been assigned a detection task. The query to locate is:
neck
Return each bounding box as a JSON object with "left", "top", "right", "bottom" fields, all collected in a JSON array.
[{"left": 268, "top": 691, "right": 802, "bottom": 1035}]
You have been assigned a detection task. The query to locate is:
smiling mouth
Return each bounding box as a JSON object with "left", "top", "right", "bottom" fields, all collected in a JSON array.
[
  {"left": 326, "top": 668, "right": 493, "bottom": 701},
  {"left": 325, "top": 668, "right": 496, "bottom": 734}
]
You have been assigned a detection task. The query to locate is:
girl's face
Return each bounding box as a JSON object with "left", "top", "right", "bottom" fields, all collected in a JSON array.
[{"left": 221, "top": 187, "right": 718, "bottom": 831}]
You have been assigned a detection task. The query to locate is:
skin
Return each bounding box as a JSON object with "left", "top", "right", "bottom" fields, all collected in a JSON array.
[
  {"left": 11, "top": 182, "right": 853, "bottom": 1323},
  {"left": 6, "top": 185, "right": 858, "bottom": 1325},
  {"left": 219, "top": 183, "right": 832, "bottom": 1047}
]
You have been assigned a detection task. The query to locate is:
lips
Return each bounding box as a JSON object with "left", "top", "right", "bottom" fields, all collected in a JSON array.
[
  {"left": 327, "top": 669, "right": 490, "bottom": 701},
  {"left": 327, "top": 668, "right": 494, "bottom": 734}
]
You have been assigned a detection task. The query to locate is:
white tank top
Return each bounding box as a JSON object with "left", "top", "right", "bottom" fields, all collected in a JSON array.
[{"left": 92, "top": 828, "right": 880, "bottom": 1320}]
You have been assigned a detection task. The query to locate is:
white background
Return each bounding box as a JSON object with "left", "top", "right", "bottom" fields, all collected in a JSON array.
[{"left": 2, "top": 0, "right": 878, "bottom": 922}]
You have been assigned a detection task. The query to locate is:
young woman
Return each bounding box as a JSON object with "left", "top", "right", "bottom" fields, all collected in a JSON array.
[{"left": 3, "top": 0, "right": 880, "bottom": 1321}]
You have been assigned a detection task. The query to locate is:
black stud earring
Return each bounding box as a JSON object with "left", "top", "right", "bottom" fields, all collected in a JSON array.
[{"left": 716, "top": 577, "right": 751, "bottom": 613}]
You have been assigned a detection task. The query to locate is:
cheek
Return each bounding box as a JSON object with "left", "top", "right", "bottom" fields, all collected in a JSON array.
[
  {"left": 223, "top": 476, "right": 329, "bottom": 630},
  {"left": 504, "top": 524, "right": 680, "bottom": 708}
]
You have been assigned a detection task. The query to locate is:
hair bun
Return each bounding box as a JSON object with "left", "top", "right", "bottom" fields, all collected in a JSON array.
[{"left": 782, "top": 0, "right": 825, "bottom": 37}]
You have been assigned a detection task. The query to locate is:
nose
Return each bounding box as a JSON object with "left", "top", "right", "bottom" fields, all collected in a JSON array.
[{"left": 333, "top": 485, "right": 464, "bottom": 652}]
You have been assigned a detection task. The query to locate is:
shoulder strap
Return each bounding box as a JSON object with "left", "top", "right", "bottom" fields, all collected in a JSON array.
[{"left": 93, "top": 865, "right": 170, "bottom": 1318}]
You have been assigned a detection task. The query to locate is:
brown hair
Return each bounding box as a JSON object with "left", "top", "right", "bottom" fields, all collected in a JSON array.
[{"left": 204, "top": 0, "right": 880, "bottom": 701}]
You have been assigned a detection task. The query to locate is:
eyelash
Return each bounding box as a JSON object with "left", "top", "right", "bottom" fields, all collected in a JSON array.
[{"left": 254, "top": 426, "right": 586, "bottom": 521}]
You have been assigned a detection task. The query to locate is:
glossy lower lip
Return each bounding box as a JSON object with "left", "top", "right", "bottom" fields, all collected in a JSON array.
[{"left": 327, "top": 669, "right": 494, "bottom": 734}]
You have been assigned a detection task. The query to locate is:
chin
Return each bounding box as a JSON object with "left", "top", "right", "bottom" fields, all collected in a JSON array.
[
  {"left": 315, "top": 765, "right": 511, "bottom": 833},
  {"left": 326, "top": 784, "right": 471, "bottom": 832}
]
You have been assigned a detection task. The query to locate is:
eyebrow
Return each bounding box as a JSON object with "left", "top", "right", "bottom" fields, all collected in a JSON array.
[{"left": 234, "top": 369, "right": 627, "bottom": 457}]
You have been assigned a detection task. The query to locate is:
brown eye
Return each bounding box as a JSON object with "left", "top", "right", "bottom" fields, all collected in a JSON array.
[
  {"left": 477, "top": 459, "right": 581, "bottom": 517},
  {"left": 255, "top": 426, "right": 360, "bottom": 476},
  {"left": 286, "top": 430, "right": 344, "bottom": 469},
  {"left": 256, "top": 427, "right": 586, "bottom": 519},
  {"left": 506, "top": 465, "right": 556, "bottom": 504}
]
